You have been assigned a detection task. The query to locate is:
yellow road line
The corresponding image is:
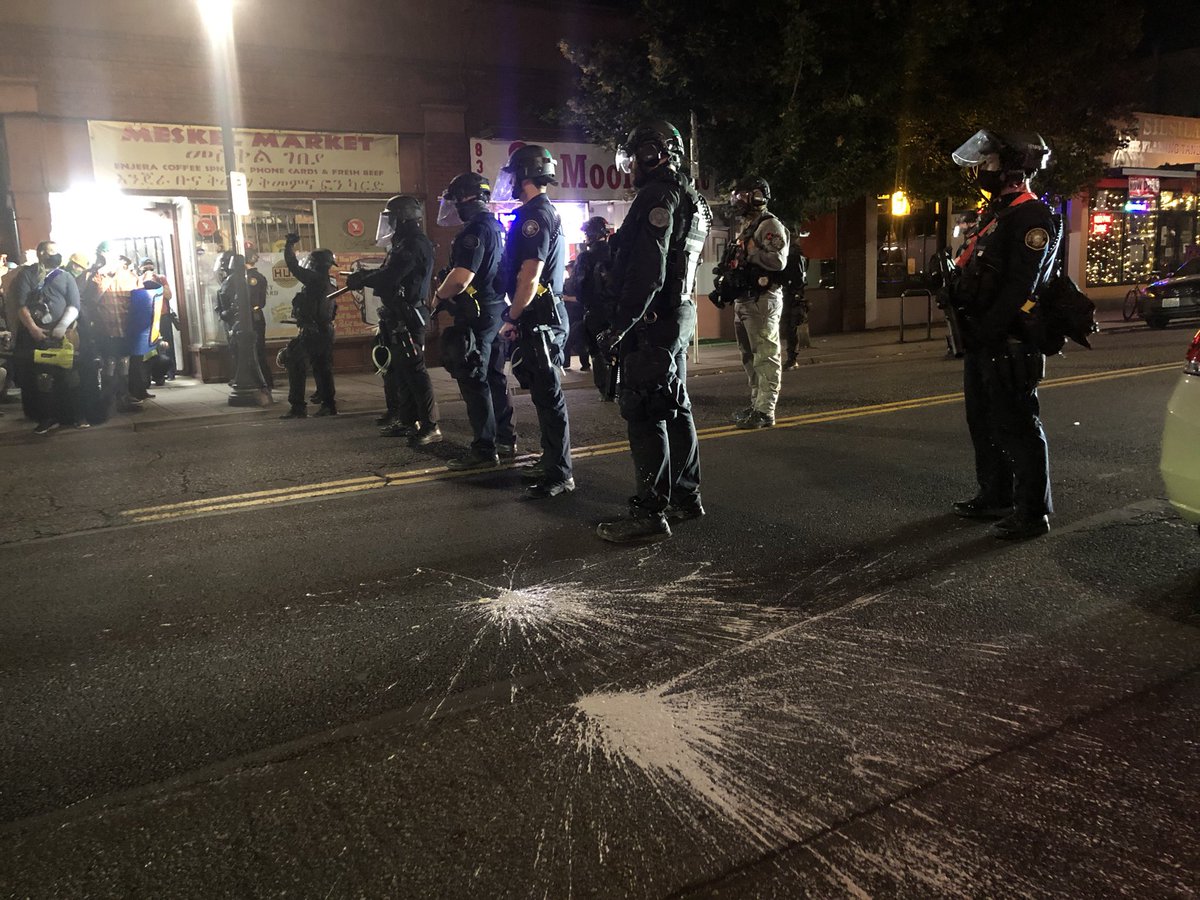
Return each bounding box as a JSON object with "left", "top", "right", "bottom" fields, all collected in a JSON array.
[
  {"left": 122, "top": 475, "right": 383, "bottom": 515},
  {"left": 120, "top": 361, "right": 1182, "bottom": 523}
]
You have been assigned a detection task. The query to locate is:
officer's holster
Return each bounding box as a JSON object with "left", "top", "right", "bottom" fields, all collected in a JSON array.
[{"left": 988, "top": 339, "right": 1045, "bottom": 394}]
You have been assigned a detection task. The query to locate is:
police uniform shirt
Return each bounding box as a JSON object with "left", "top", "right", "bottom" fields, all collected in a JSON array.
[
  {"left": 607, "top": 166, "right": 704, "bottom": 335},
  {"left": 570, "top": 241, "right": 612, "bottom": 311},
  {"left": 449, "top": 210, "right": 505, "bottom": 303},
  {"left": 246, "top": 266, "right": 268, "bottom": 312},
  {"left": 959, "top": 191, "right": 1054, "bottom": 343},
  {"left": 502, "top": 193, "right": 565, "bottom": 300},
  {"left": 363, "top": 231, "right": 434, "bottom": 311}
]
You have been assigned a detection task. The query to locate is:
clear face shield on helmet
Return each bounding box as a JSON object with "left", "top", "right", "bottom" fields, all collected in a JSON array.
[
  {"left": 375, "top": 212, "right": 394, "bottom": 249},
  {"left": 436, "top": 192, "right": 463, "bottom": 228},
  {"left": 615, "top": 146, "right": 636, "bottom": 174},
  {"left": 493, "top": 167, "right": 520, "bottom": 201},
  {"left": 951, "top": 130, "right": 999, "bottom": 168}
]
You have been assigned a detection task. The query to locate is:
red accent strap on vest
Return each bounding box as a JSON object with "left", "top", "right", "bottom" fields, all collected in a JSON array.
[{"left": 954, "top": 192, "right": 1038, "bottom": 268}]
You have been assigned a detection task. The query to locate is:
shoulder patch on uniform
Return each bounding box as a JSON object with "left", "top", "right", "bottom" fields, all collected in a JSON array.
[
  {"left": 461, "top": 234, "right": 480, "bottom": 250},
  {"left": 522, "top": 219, "right": 541, "bottom": 238},
  {"left": 1024, "top": 227, "right": 1050, "bottom": 251},
  {"left": 248, "top": 276, "right": 259, "bottom": 286},
  {"left": 648, "top": 207, "right": 671, "bottom": 228},
  {"left": 762, "top": 231, "right": 785, "bottom": 252}
]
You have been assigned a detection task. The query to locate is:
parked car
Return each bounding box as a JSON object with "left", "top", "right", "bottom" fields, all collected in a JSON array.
[
  {"left": 1160, "top": 328, "right": 1200, "bottom": 535},
  {"left": 1143, "top": 259, "right": 1200, "bottom": 328}
]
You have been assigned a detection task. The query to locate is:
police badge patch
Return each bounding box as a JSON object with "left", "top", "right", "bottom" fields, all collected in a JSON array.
[
  {"left": 461, "top": 234, "right": 480, "bottom": 250},
  {"left": 1025, "top": 227, "right": 1050, "bottom": 251},
  {"left": 522, "top": 219, "right": 541, "bottom": 238},
  {"left": 762, "top": 231, "right": 784, "bottom": 252},
  {"left": 648, "top": 207, "right": 671, "bottom": 228}
]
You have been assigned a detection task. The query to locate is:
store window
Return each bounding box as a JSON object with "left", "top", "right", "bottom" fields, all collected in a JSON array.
[
  {"left": 192, "top": 201, "right": 316, "bottom": 345},
  {"left": 876, "top": 199, "right": 940, "bottom": 298},
  {"left": 1087, "top": 187, "right": 1200, "bottom": 286}
]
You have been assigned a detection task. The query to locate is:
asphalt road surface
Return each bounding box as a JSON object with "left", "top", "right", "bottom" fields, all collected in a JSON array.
[{"left": 1, "top": 324, "right": 1197, "bottom": 898}]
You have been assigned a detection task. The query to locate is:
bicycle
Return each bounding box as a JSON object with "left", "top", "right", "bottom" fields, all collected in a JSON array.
[{"left": 1122, "top": 271, "right": 1163, "bottom": 322}]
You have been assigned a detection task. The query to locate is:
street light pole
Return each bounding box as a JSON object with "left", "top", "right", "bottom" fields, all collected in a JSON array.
[{"left": 201, "top": 0, "right": 270, "bottom": 407}]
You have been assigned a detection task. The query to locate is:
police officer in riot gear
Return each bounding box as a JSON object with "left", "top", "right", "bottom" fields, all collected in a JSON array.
[
  {"left": 595, "top": 119, "right": 712, "bottom": 543},
  {"left": 948, "top": 129, "right": 1055, "bottom": 540},
  {"left": 569, "top": 215, "right": 614, "bottom": 398},
  {"left": 727, "top": 176, "right": 789, "bottom": 429},
  {"left": 280, "top": 234, "right": 338, "bottom": 418},
  {"left": 433, "top": 172, "right": 517, "bottom": 470},
  {"left": 495, "top": 144, "right": 574, "bottom": 498},
  {"left": 347, "top": 194, "right": 441, "bottom": 445},
  {"left": 243, "top": 249, "right": 272, "bottom": 389}
]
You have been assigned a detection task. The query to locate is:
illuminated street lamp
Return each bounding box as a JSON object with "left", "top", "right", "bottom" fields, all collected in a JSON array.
[
  {"left": 890, "top": 189, "right": 911, "bottom": 217},
  {"left": 198, "top": 0, "right": 270, "bottom": 406}
]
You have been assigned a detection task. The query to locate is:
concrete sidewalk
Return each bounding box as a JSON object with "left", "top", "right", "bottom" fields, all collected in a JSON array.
[{"left": 0, "top": 305, "right": 1135, "bottom": 441}]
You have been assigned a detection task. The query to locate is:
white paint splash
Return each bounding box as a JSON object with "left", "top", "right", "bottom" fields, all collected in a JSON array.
[{"left": 558, "top": 685, "right": 803, "bottom": 848}]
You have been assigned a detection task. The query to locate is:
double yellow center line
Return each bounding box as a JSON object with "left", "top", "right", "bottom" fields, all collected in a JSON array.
[{"left": 120, "top": 361, "right": 1182, "bottom": 524}]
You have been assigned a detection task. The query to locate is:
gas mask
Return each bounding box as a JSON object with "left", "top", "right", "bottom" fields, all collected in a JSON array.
[{"left": 40, "top": 252, "right": 63, "bottom": 270}]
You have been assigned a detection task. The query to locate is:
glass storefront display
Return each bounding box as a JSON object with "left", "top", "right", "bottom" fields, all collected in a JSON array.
[
  {"left": 1087, "top": 186, "right": 1200, "bottom": 286},
  {"left": 876, "top": 199, "right": 941, "bottom": 298}
]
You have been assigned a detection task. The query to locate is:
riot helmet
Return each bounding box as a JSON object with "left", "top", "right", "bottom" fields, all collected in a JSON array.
[
  {"left": 731, "top": 176, "right": 771, "bottom": 215},
  {"left": 307, "top": 249, "right": 336, "bottom": 271},
  {"left": 616, "top": 120, "right": 685, "bottom": 187},
  {"left": 376, "top": 194, "right": 423, "bottom": 247},
  {"left": 582, "top": 216, "right": 610, "bottom": 243},
  {"left": 494, "top": 144, "right": 558, "bottom": 201},
  {"left": 214, "top": 249, "right": 235, "bottom": 281},
  {"left": 437, "top": 172, "right": 493, "bottom": 227},
  {"left": 953, "top": 129, "right": 1050, "bottom": 197}
]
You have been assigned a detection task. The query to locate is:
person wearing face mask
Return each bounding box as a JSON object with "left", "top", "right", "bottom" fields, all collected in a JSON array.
[
  {"left": 432, "top": 172, "right": 517, "bottom": 470},
  {"left": 495, "top": 144, "right": 574, "bottom": 499},
  {"left": 280, "top": 235, "right": 338, "bottom": 418},
  {"left": 948, "top": 129, "right": 1056, "bottom": 541},
  {"left": 12, "top": 241, "right": 84, "bottom": 433},
  {"left": 727, "top": 175, "right": 789, "bottom": 430},
  {"left": 593, "top": 120, "right": 712, "bottom": 543},
  {"left": 346, "top": 194, "right": 440, "bottom": 445}
]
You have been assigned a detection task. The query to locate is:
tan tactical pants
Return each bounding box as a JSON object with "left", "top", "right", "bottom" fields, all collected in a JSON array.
[{"left": 734, "top": 290, "right": 783, "bottom": 417}]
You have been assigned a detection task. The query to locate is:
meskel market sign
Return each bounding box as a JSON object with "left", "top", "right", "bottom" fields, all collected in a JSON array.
[{"left": 88, "top": 121, "right": 401, "bottom": 195}]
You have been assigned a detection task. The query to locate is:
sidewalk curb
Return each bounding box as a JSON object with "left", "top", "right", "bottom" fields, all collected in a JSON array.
[{"left": 0, "top": 338, "right": 960, "bottom": 445}]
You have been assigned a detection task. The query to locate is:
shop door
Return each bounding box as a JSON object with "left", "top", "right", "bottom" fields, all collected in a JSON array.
[{"left": 1157, "top": 210, "right": 1195, "bottom": 275}]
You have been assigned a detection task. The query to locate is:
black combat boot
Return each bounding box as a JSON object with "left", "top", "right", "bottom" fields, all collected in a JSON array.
[
  {"left": 597, "top": 515, "right": 671, "bottom": 544},
  {"left": 952, "top": 495, "right": 1013, "bottom": 520}
]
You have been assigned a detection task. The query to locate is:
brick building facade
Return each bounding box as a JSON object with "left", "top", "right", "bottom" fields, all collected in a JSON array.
[{"left": 0, "top": 0, "right": 630, "bottom": 378}]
